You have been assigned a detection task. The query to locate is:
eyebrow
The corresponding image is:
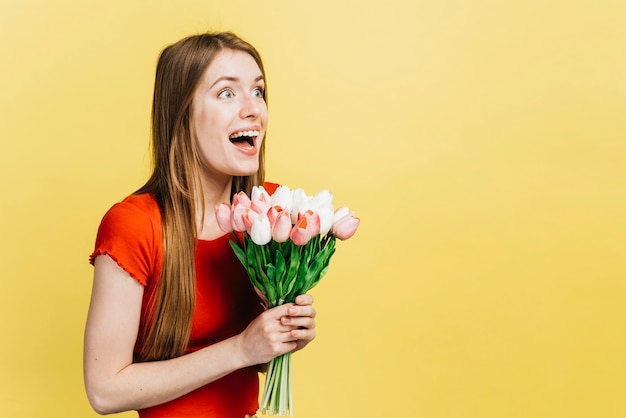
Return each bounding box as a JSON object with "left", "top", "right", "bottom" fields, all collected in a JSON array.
[{"left": 210, "top": 75, "right": 264, "bottom": 89}]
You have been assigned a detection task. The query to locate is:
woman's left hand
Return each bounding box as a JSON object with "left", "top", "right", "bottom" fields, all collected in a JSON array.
[{"left": 281, "top": 294, "right": 316, "bottom": 352}]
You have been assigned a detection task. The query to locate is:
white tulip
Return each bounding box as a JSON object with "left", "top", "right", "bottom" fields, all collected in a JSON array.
[
  {"left": 317, "top": 205, "right": 335, "bottom": 235},
  {"left": 251, "top": 185, "right": 271, "bottom": 203},
  {"left": 290, "top": 188, "right": 312, "bottom": 223},
  {"left": 250, "top": 213, "right": 272, "bottom": 245},
  {"left": 311, "top": 189, "right": 333, "bottom": 210},
  {"left": 270, "top": 185, "right": 293, "bottom": 211}
]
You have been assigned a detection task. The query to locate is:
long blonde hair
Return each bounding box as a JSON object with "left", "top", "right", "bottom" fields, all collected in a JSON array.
[{"left": 135, "top": 32, "right": 267, "bottom": 361}]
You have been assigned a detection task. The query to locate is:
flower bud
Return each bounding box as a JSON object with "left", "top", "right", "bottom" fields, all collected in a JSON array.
[
  {"left": 214, "top": 203, "right": 233, "bottom": 233},
  {"left": 250, "top": 213, "right": 272, "bottom": 245}
]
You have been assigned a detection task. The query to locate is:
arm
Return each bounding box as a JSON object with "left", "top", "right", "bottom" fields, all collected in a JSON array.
[{"left": 84, "top": 255, "right": 315, "bottom": 414}]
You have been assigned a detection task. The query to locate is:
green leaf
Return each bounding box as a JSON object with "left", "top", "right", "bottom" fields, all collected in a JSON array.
[
  {"left": 246, "top": 267, "right": 265, "bottom": 295},
  {"left": 229, "top": 239, "right": 247, "bottom": 268},
  {"left": 275, "top": 250, "right": 287, "bottom": 283}
]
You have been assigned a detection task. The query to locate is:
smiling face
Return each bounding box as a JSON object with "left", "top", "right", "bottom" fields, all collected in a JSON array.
[{"left": 191, "top": 49, "right": 268, "bottom": 184}]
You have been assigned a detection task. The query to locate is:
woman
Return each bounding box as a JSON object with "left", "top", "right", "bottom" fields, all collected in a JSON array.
[{"left": 84, "top": 32, "right": 317, "bottom": 417}]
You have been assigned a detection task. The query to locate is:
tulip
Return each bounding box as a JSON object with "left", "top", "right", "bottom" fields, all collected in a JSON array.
[
  {"left": 215, "top": 203, "right": 233, "bottom": 233},
  {"left": 302, "top": 210, "right": 321, "bottom": 237},
  {"left": 232, "top": 202, "right": 249, "bottom": 232},
  {"left": 311, "top": 189, "right": 333, "bottom": 211},
  {"left": 271, "top": 210, "right": 292, "bottom": 243},
  {"left": 233, "top": 191, "right": 251, "bottom": 208},
  {"left": 333, "top": 206, "right": 349, "bottom": 222},
  {"left": 290, "top": 211, "right": 321, "bottom": 245},
  {"left": 290, "top": 216, "right": 312, "bottom": 245},
  {"left": 316, "top": 205, "right": 335, "bottom": 235},
  {"left": 267, "top": 205, "right": 291, "bottom": 225},
  {"left": 332, "top": 209, "right": 360, "bottom": 240},
  {"left": 267, "top": 206, "right": 280, "bottom": 225},
  {"left": 270, "top": 185, "right": 293, "bottom": 211},
  {"left": 242, "top": 208, "right": 260, "bottom": 235},
  {"left": 308, "top": 190, "right": 333, "bottom": 235},
  {"left": 290, "top": 188, "right": 312, "bottom": 224},
  {"left": 251, "top": 185, "right": 271, "bottom": 203},
  {"left": 250, "top": 213, "right": 272, "bottom": 245}
]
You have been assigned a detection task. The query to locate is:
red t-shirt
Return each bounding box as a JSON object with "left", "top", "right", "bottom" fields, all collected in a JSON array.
[{"left": 89, "top": 193, "right": 265, "bottom": 417}]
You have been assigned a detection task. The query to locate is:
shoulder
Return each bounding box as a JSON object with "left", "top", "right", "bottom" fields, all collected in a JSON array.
[
  {"left": 113, "top": 193, "right": 161, "bottom": 218},
  {"left": 90, "top": 194, "right": 163, "bottom": 285},
  {"left": 100, "top": 193, "right": 161, "bottom": 234}
]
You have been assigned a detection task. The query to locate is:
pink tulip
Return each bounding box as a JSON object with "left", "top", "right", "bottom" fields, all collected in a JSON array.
[
  {"left": 271, "top": 210, "right": 292, "bottom": 243},
  {"left": 290, "top": 211, "right": 321, "bottom": 245},
  {"left": 215, "top": 203, "right": 233, "bottom": 233},
  {"left": 242, "top": 208, "right": 260, "bottom": 235},
  {"left": 233, "top": 191, "right": 251, "bottom": 208},
  {"left": 290, "top": 216, "right": 312, "bottom": 245},
  {"left": 332, "top": 212, "right": 360, "bottom": 240},
  {"left": 301, "top": 210, "right": 321, "bottom": 236},
  {"left": 232, "top": 203, "right": 248, "bottom": 232},
  {"left": 267, "top": 206, "right": 280, "bottom": 225}
]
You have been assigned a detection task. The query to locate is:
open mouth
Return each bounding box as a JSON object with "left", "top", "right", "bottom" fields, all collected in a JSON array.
[{"left": 229, "top": 130, "right": 259, "bottom": 150}]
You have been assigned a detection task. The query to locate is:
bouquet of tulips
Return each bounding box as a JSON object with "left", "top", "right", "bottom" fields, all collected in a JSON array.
[{"left": 215, "top": 183, "right": 359, "bottom": 416}]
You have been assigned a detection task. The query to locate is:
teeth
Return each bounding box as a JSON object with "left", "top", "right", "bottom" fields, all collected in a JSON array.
[{"left": 229, "top": 130, "right": 260, "bottom": 139}]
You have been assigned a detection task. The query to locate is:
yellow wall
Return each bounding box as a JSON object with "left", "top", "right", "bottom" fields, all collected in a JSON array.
[{"left": 1, "top": 1, "right": 625, "bottom": 417}]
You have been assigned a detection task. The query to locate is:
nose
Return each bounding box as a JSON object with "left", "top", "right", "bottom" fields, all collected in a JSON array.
[{"left": 239, "top": 94, "right": 262, "bottom": 119}]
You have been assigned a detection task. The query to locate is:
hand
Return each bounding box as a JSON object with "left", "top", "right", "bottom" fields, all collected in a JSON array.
[
  {"left": 237, "top": 294, "right": 316, "bottom": 366},
  {"left": 281, "top": 294, "right": 317, "bottom": 353}
]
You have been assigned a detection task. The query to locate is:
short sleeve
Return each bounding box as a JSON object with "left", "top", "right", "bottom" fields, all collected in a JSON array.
[{"left": 89, "top": 194, "right": 162, "bottom": 286}]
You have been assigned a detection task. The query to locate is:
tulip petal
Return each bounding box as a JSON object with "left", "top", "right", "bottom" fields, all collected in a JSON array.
[
  {"left": 232, "top": 203, "right": 248, "bottom": 232},
  {"left": 243, "top": 209, "right": 259, "bottom": 234},
  {"left": 233, "top": 191, "right": 251, "bottom": 208},
  {"left": 333, "top": 206, "right": 350, "bottom": 223},
  {"left": 311, "top": 189, "right": 333, "bottom": 210},
  {"left": 251, "top": 199, "right": 271, "bottom": 215},
  {"left": 317, "top": 206, "right": 335, "bottom": 235},
  {"left": 290, "top": 189, "right": 311, "bottom": 223},
  {"left": 306, "top": 211, "right": 321, "bottom": 237},
  {"left": 215, "top": 203, "right": 234, "bottom": 233}
]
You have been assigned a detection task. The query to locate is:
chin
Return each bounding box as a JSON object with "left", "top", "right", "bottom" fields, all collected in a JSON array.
[{"left": 231, "top": 163, "right": 259, "bottom": 177}]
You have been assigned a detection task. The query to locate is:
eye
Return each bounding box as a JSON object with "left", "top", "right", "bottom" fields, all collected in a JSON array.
[
  {"left": 218, "top": 88, "right": 235, "bottom": 99},
  {"left": 252, "top": 87, "right": 265, "bottom": 98}
]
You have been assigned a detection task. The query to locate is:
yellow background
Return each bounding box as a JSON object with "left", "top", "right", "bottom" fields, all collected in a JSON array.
[{"left": 1, "top": 1, "right": 625, "bottom": 417}]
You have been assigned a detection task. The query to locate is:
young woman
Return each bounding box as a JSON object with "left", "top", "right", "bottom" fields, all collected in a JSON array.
[{"left": 84, "top": 32, "right": 317, "bottom": 417}]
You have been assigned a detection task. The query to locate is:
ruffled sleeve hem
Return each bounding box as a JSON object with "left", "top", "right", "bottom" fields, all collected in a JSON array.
[{"left": 89, "top": 249, "right": 148, "bottom": 286}]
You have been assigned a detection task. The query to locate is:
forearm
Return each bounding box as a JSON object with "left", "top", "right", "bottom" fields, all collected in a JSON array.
[{"left": 85, "top": 334, "right": 249, "bottom": 414}]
